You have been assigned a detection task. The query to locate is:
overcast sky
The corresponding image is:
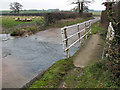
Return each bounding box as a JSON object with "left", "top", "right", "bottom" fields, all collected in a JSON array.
[{"left": 0, "top": 0, "right": 106, "bottom": 11}]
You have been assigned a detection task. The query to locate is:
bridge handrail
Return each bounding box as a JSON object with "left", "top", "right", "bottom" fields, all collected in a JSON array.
[{"left": 61, "top": 20, "right": 92, "bottom": 58}]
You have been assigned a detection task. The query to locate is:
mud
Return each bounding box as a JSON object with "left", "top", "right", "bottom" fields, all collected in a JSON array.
[{"left": 73, "top": 34, "right": 104, "bottom": 67}]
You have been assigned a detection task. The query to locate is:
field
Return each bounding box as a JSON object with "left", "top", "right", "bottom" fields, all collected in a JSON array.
[
  {"left": 1, "top": 16, "right": 44, "bottom": 35},
  {"left": 0, "top": 10, "right": 53, "bottom": 14},
  {"left": 2, "top": 16, "right": 42, "bottom": 28},
  {"left": 91, "top": 11, "right": 101, "bottom": 16}
]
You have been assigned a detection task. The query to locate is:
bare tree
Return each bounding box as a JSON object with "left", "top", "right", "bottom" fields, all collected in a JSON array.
[
  {"left": 10, "top": 2, "right": 23, "bottom": 14},
  {"left": 71, "top": 0, "right": 94, "bottom": 14},
  {"left": 103, "top": 0, "right": 120, "bottom": 2}
]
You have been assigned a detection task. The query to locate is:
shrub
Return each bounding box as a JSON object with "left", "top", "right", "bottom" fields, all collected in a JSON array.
[
  {"left": 11, "top": 26, "right": 39, "bottom": 36},
  {"left": 44, "top": 12, "right": 92, "bottom": 24},
  {"left": 34, "top": 17, "right": 46, "bottom": 29}
]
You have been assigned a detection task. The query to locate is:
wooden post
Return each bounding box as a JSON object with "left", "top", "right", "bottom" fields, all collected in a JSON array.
[
  {"left": 85, "top": 23, "right": 88, "bottom": 39},
  {"left": 64, "top": 27, "right": 70, "bottom": 58},
  {"left": 77, "top": 24, "right": 81, "bottom": 46},
  {"left": 89, "top": 21, "right": 92, "bottom": 34},
  {"left": 61, "top": 29, "right": 64, "bottom": 50}
]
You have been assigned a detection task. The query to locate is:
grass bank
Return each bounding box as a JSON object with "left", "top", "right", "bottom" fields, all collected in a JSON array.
[
  {"left": 29, "top": 59, "right": 119, "bottom": 88},
  {"left": 29, "top": 58, "right": 74, "bottom": 88},
  {"left": 52, "top": 17, "right": 93, "bottom": 28},
  {"left": 60, "top": 59, "right": 119, "bottom": 88}
]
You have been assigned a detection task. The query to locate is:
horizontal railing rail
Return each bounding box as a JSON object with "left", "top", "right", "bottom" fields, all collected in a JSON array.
[{"left": 61, "top": 20, "right": 92, "bottom": 58}]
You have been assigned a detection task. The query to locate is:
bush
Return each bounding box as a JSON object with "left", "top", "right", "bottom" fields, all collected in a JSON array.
[
  {"left": 11, "top": 26, "right": 39, "bottom": 36},
  {"left": 44, "top": 12, "right": 92, "bottom": 24},
  {"left": 101, "top": 2, "right": 120, "bottom": 86},
  {"left": 35, "top": 17, "right": 46, "bottom": 29},
  {"left": 11, "top": 28, "right": 24, "bottom": 36}
]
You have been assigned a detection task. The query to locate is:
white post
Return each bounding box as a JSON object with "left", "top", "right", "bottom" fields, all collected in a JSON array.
[
  {"left": 63, "top": 27, "right": 70, "bottom": 58},
  {"left": 90, "top": 21, "right": 92, "bottom": 34},
  {"left": 61, "top": 28, "right": 65, "bottom": 50},
  {"left": 106, "top": 22, "right": 115, "bottom": 40},
  {"left": 85, "top": 23, "right": 88, "bottom": 39},
  {"left": 77, "top": 24, "right": 81, "bottom": 46}
]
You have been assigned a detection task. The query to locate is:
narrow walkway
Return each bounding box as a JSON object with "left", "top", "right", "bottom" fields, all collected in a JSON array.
[{"left": 73, "top": 34, "right": 104, "bottom": 67}]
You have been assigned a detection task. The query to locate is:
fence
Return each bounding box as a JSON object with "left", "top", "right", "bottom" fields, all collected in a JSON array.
[
  {"left": 106, "top": 22, "right": 115, "bottom": 40},
  {"left": 61, "top": 20, "right": 92, "bottom": 58}
]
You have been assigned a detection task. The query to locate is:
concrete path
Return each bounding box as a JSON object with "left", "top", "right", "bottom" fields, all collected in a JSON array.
[
  {"left": 1, "top": 17, "right": 100, "bottom": 88},
  {"left": 73, "top": 34, "right": 104, "bottom": 68}
]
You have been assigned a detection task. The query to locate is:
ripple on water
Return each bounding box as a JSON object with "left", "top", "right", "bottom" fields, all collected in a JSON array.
[{"left": 0, "top": 34, "right": 14, "bottom": 41}]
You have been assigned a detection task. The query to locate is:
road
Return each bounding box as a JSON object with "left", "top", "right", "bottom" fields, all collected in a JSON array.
[{"left": 1, "top": 17, "right": 100, "bottom": 88}]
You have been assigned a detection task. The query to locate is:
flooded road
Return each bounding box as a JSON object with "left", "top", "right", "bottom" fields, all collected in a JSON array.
[{"left": 2, "top": 17, "right": 100, "bottom": 88}]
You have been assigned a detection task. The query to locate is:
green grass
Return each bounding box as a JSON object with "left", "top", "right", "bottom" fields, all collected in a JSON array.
[
  {"left": 20, "top": 10, "right": 52, "bottom": 14},
  {"left": 90, "top": 21, "right": 107, "bottom": 40},
  {"left": 29, "top": 58, "right": 119, "bottom": 88},
  {"left": 0, "top": 10, "right": 53, "bottom": 14},
  {"left": 30, "top": 58, "right": 74, "bottom": 88},
  {"left": 53, "top": 17, "right": 93, "bottom": 28},
  {"left": 90, "top": 11, "right": 101, "bottom": 16},
  {"left": 63, "top": 59, "right": 119, "bottom": 88},
  {"left": 86, "top": 21, "right": 106, "bottom": 39},
  {"left": 1, "top": 16, "right": 43, "bottom": 35},
  {"left": 90, "top": 22, "right": 105, "bottom": 35},
  {"left": 2, "top": 16, "right": 42, "bottom": 29},
  {"left": 2, "top": 17, "right": 25, "bottom": 29}
]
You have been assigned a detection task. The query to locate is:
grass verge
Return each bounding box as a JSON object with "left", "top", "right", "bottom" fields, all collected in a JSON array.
[
  {"left": 88, "top": 21, "right": 106, "bottom": 40},
  {"left": 91, "top": 22, "right": 105, "bottom": 34},
  {"left": 62, "top": 59, "right": 119, "bottom": 88},
  {"left": 29, "top": 58, "right": 74, "bottom": 88},
  {"left": 49, "top": 17, "right": 93, "bottom": 28}
]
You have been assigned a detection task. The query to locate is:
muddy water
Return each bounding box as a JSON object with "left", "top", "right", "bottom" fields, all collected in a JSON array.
[
  {"left": 2, "top": 30, "right": 78, "bottom": 88},
  {"left": 0, "top": 60, "right": 1, "bottom": 90},
  {"left": 2, "top": 17, "right": 100, "bottom": 88}
]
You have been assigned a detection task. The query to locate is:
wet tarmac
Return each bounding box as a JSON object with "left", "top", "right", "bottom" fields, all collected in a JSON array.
[{"left": 2, "top": 17, "right": 100, "bottom": 88}]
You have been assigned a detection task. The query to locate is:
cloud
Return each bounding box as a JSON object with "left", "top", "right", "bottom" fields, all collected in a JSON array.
[{"left": 0, "top": 0, "right": 105, "bottom": 10}]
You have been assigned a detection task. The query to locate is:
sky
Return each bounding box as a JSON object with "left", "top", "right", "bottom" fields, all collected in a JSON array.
[{"left": 0, "top": 0, "right": 106, "bottom": 11}]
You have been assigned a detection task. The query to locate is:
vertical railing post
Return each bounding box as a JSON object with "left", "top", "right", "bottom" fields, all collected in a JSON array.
[
  {"left": 89, "top": 21, "right": 92, "bottom": 34},
  {"left": 85, "top": 23, "right": 88, "bottom": 39},
  {"left": 61, "top": 28, "right": 65, "bottom": 50},
  {"left": 77, "top": 24, "right": 81, "bottom": 46},
  {"left": 64, "top": 27, "right": 70, "bottom": 58}
]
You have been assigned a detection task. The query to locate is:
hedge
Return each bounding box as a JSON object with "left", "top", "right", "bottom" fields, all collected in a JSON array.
[{"left": 44, "top": 12, "right": 92, "bottom": 24}]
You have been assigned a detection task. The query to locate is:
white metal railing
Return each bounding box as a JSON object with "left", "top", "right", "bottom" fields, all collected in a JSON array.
[
  {"left": 61, "top": 20, "right": 92, "bottom": 58},
  {"left": 106, "top": 22, "right": 115, "bottom": 40}
]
